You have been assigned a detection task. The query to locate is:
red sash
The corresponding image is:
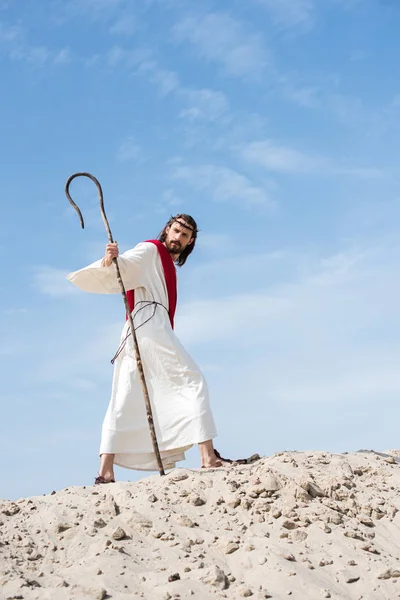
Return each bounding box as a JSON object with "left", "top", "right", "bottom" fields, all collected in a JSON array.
[{"left": 126, "top": 240, "right": 177, "bottom": 329}]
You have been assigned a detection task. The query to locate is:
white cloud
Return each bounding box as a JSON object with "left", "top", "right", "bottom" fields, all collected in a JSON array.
[
  {"left": 3, "top": 307, "right": 28, "bottom": 316},
  {"left": 116, "top": 136, "right": 141, "bottom": 162},
  {"left": 62, "top": 0, "right": 123, "bottom": 20},
  {"left": 331, "top": 0, "right": 362, "bottom": 8},
  {"left": 79, "top": 0, "right": 122, "bottom": 10},
  {"left": 171, "top": 163, "right": 276, "bottom": 209},
  {"left": 276, "top": 75, "right": 320, "bottom": 108},
  {"left": 104, "top": 47, "right": 180, "bottom": 96},
  {"left": 138, "top": 60, "right": 180, "bottom": 96},
  {"left": 110, "top": 14, "right": 136, "bottom": 35},
  {"left": 53, "top": 47, "right": 71, "bottom": 65},
  {"left": 0, "top": 21, "right": 71, "bottom": 67},
  {"left": 105, "top": 45, "right": 149, "bottom": 68},
  {"left": 242, "top": 139, "right": 385, "bottom": 179},
  {"left": 242, "top": 139, "right": 323, "bottom": 173},
  {"left": 12, "top": 44, "right": 50, "bottom": 66},
  {"left": 0, "top": 21, "right": 20, "bottom": 42},
  {"left": 196, "top": 233, "right": 233, "bottom": 255},
  {"left": 162, "top": 189, "right": 183, "bottom": 207},
  {"left": 33, "top": 266, "right": 78, "bottom": 297},
  {"left": 172, "top": 11, "right": 268, "bottom": 78},
  {"left": 179, "top": 88, "right": 229, "bottom": 121},
  {"left": 254, "top": 0, "right": 314, "bottom": 28}
]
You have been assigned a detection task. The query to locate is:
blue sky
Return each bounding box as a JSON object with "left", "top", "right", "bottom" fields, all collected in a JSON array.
[{"left": 1, "top": 0, "right": 400, "bottom": 500}]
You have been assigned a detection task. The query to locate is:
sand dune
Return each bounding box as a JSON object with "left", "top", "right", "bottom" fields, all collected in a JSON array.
[{"left": 1, "top": 450, "right": 400, "bottom": 600}]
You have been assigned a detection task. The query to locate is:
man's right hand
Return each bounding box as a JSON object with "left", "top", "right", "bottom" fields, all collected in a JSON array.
[{"left": 103, "top": 242, "right": 119, "bottom": 267}]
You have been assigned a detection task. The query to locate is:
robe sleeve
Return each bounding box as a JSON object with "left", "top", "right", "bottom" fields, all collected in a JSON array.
[{"left": 66, "top": 242, "right": 154, "bottom": 294}]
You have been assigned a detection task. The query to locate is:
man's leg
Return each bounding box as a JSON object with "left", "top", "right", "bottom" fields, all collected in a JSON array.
[
  {"left": 198, "top": 439, "right": 222, "bottom": 468},
  {"left": 98, "top": 453, "right": 115, "bottom": 482}
]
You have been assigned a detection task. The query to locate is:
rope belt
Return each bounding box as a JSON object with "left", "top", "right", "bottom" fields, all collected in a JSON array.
[{"left": 110, "top": 300, "right": 169, "bottom": 364}]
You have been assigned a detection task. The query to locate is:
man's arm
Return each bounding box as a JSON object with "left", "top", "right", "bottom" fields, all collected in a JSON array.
[{"left": 67, "top": 242, "right": 154, "bottom": 294}]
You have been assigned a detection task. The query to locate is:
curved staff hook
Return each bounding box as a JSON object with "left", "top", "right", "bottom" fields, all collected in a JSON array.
[{"left": 65, "top": 172, "right": 165, "bottom": 477}]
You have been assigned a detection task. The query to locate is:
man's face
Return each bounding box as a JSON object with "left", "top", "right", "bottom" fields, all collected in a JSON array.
[{"left": 165, "top": 220, "right": 194, "bottom": 255}]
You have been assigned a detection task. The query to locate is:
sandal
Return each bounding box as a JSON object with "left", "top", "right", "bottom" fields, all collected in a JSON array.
[
  {"left": 94, "top": 475, "right": 115, "bottom": 485},
  {"left": 214, "top": 449, "right": 261, "bottom": 465}
]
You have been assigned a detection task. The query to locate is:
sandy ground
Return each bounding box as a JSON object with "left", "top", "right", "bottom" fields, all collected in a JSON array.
[{"left": 1, "top": 449, "right": 400, "bottom": 600}]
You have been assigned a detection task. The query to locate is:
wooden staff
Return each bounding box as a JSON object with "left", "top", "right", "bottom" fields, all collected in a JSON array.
[{"left": 65, "top": 172, "right": 165, "bottom": 476}]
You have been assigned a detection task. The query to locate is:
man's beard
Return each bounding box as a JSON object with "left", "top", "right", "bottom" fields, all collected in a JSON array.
[{"left": 166, "top": 240, "right": 183, "bottom": 254}]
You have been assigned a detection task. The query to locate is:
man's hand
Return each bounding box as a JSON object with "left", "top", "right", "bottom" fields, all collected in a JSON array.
[{"left": 102, "top": 242, "right": 119, "bottom": 267}]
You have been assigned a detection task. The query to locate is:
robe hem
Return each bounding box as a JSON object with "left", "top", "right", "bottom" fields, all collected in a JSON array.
[
  {"left": 99, "top": 431, "right": 218, "bottom": 456},
  {"left": 113, "top": 460, "right": 184, "bottom": 472}
]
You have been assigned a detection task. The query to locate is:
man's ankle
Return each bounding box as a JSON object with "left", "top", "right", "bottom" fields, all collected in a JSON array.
[{"left": 99, "top": 470, "right": 114, "bottom": 479}]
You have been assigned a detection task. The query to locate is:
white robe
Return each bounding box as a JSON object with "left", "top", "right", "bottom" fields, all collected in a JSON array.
[{"left": 67, "top": 241, "right": 217, "bottom": 471}]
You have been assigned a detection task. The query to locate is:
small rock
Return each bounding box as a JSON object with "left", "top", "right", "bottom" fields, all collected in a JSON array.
[
  {"left": 200, "top": 566, "right": 228, "bottom": 589},
  {"left": 281, "top": 553, "right": 296, "bottom": 562},
  {"left": 327, "top": 513, "right": 342, "bottom": 525},
  {"left": 358, "top": 515, "right": 374, "bottom": 528},
  {"left": 178, "top": 515, "right": 195, "bottom": 528},
  {"left": 148, "top": 494, "right": 158, "bottom": 503},
  {"left": 93, "top": 519, "right": 107, "bottom": 529},
  {"left": 240, "top": 588, "right": 253, "bottom": 597},
  {"left": 152, "top": 530, "right": 165, "bottom": 539},
  {"left": 225, "top": 542, "right": 239, "bottom": 554},
  {"left": 169, "top": 472, "right": 189, "bottom": 482},
  {"left": 85, "top": 589, "right": 107, "bottom": 600},
  {"left": 55, "top": 522, "right": 72, "bottom": 534},
  {"left": 320, "top": 590, "right": 331, "bottom": 598},
  {"left": 112, "top": 527, "right": 127, "bottom": 541},
  {"left": 344, "top": 572, "right": 360, "bottom": 584},
  {"left": 264, "top": 472, "right": 281, "bottom": 492},
  {"left": 282, "top": 520, "right": 297, "bottom": 530},
  {"left": 190, "top": 495, "right": 206, "bottom": 507},
  {"left": 2, "top": 503, "right": 20, "bottom": 516},
  {"left": 344, "top": 530, "right": 364, "bottom": 541},
  {"left": 361, "top": 544, "right": 380, "bottom": 555},
  {"left": 272, "top": 509, "right": 282, "bottom": 519},
  {"left": 377, "top": 568, "right": 400, "bottom": 580},
  {"left": 302, "top": 480, "right": 325, "bottom": 498},
  {"left": 319, "top": 559, "right": 333, "bottom": 567},
  {"left": 245, "top": 544, "right": 255, "bottom": 552},
  {"left": 227, "top": 498, "right": 241, "bottom": 509},
  {"left": 168, "top": 573, "right": 181, "bottom": 582},
  {"left": 302, "top": 558, "right": 315, "bottom": 570},
  {"left": 291, "top": 530, "right": 308, "bottom": 542}
]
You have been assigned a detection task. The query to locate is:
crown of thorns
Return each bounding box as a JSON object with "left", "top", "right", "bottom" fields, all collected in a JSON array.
[{"left": 170, "top": 215, "right": 200, "bottom": 234}]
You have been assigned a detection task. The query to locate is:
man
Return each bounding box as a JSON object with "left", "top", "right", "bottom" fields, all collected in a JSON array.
[{"left": 67, "top": 214, "right": 223, "bottom": 483}]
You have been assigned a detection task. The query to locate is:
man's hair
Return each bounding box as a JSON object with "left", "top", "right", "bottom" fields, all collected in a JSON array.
[{"left": 158, "top": 214, "right": 198, "bottom": 267}]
